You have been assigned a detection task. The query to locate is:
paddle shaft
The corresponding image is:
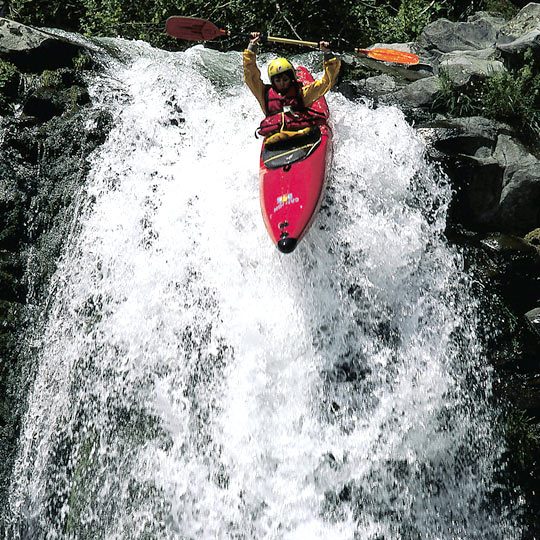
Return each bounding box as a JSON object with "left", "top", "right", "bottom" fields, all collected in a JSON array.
[
  {"left": 228, "top": 30, "right": 319, "bottom": 48},
  {"left": 166, "top": 17, "right": 419, "bottom": 65}
]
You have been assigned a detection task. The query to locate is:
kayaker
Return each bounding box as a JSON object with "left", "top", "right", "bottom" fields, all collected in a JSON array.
[{"left": 244, "top": 32, "right": 341, "bottom": 144}]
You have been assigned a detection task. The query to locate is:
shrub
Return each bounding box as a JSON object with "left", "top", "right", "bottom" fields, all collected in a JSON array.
[{"left": 434, "top": 50, "right": 540, "bottom": 146}]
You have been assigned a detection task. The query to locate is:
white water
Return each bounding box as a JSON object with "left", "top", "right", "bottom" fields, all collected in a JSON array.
[{"left": 7, "top": 40, "right": 520, "bottom": 539}]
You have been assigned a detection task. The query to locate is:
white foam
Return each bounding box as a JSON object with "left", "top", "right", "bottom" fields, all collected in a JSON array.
[{"left": 7, "top": 42, "right": 520, "bottom": 539}]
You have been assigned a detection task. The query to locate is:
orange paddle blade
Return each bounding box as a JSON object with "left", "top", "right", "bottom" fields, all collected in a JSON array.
[{"left": 356, "top": 48, "right": 419, "bottom": 65}]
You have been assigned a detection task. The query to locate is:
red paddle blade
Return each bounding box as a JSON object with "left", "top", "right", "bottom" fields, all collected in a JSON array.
[{"left": 166, "top": 17, "right": 226, "bottom": 41}]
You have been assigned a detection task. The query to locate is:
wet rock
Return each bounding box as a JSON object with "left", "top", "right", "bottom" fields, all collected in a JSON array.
[
  {"left": 501, "top": 375, "right": 540, "bottom": 415},
  {"left": 0, "top": 38, "right": 113, "bottom": 518},
  {"left": 418, "top": 118, "right": 540, "bottom": 234},
  {"left": 0, "top": 18, "right": 83, "bottom": 71},
  {"left": 493, "top": 136, "right": 540, "bottom": 232},
  {"left": 0, "top": 58, "right": 19, "bottom": 106},
  {"left": 478, "top": 233, "right": 540, "bottom": 313},
  {"left": 22, "top": 71, "right": 91, "bottom": 121},
  {"left": 449, "top": 229, "right": 539, "bottom": 373}
]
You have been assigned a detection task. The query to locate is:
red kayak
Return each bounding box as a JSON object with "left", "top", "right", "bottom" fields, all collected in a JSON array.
[{"left": 259, "top": 66, "right": 332, "bottom": 253}]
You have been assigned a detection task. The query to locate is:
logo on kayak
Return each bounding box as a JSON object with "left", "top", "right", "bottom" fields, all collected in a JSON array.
[{"left": 274, "top": 193, "right": 299, "bottom": 212}]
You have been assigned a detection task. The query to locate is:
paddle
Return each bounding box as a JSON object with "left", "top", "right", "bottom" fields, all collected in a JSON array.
[{"left": 165, "top": 17, "right": 420, "bottom": 65}]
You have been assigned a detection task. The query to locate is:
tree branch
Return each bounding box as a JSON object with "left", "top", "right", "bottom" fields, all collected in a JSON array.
[{"left": 275, "top": 2, "right": 302, "bottom": 40}]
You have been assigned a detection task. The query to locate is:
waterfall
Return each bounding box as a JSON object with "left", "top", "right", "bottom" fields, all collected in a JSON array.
[{"left": 5, "top": 39, "right": 520, "bottom": 539}]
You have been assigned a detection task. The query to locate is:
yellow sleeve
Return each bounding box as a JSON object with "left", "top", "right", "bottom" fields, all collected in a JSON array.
[
  {"left": 243, "top": 49, "right": 267, "bottom": 114},
  {"left": 301, "top": 56, "right": 341, "bottom": 108}
]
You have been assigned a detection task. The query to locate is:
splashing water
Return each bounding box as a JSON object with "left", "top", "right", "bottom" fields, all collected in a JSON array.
[{"left": 6, "top": 40, "right": 520, "bottom": 539}]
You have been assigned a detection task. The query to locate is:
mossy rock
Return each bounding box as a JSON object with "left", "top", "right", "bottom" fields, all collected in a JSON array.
[
  {"left": 502, "top": 410, "right": 540, "bottom": 536},
  {"left": 525, "top": 228, "right": 540, "bottom": 249}
]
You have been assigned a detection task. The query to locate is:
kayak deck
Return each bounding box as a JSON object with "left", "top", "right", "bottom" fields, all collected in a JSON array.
[
  {"left": 259, "top": 67, "right": 332, "bottom": 253},
  {"left": 261, "top": 128, "right": 322, "bottom": 170}
]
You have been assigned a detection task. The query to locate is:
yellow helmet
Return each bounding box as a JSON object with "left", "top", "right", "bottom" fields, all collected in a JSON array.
[{"left": 268, "top": 58, "right": 296, "bottom": 81}]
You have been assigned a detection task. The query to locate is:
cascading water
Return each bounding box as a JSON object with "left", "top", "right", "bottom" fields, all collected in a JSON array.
[{"left": 5, "top": 38, "right": 521, "bottom": 539}]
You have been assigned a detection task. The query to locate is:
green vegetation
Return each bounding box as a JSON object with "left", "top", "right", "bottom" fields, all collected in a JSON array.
[
  {"left": 6, "top": 0, "right": 525, "bottom": 50},
  {"left": 434, "top": 50, "right": 540, "bottom": 147},
  {"left": 0, "top": 59, "right": 20, "bottom": 110},
  {"left": 503, "top": 410, "right": 540, "bottom": 529},
  {"left": 484, "top": 0, "right": 519, "bottom": 19},
  {"left": 506, "top": 410, "right": 540, "bottom": 472}
]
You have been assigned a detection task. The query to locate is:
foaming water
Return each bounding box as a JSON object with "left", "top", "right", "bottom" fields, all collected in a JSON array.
[{"left": 6, "top": 41, "right": 519, "bottom": 539}]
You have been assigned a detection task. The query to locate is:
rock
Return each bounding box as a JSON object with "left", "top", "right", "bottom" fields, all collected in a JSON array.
[
  {"left": 371, "top": 41, "right": 416, "bottom": 53},
  {"left": 494, "top": 135, "right": 540, "bottom": 233},
  {"left": 477, "top": 233, "right": 540, "bottom": 314},
  {"left": 21, "top": 69, "right": 91, "bottom": 121},
  {"left": 525, "top": 228, "right": 540, "bottom": 248},
  {"left": 497, "top": 28, "right": 540, "bottom": 60},
  {"left": 479, "top": 232, "right": 539, "bottom": 255},
  {"left": 497, "top": 3, "right": 540, "bottom": 61},
  {"left": 354, "top": 74, "right": 399, "bottom": 98},
  {"left": 418, "top": 117, "right": 540, "bottom": 234},
  {"left": 0, "top": 58, "right": 19, "bottom": 110},
  {"left": 526, "top": 307, "right": 540, "bottom": 332},
  {"left": 503, "top": 375, "right": 540, "bottom": 414},
  {"left": 420, "top": 116, "right": 511, "bottom": 155},
  {"left": 355, "top": 55, "right": 434, "bottom": 82},
  {"left": 0, "top": 18, "right": 83, "bottom": 71},
  {"left": 500, "top": 3, "right": 540, "bottom": 38},
  {"left": 382, "top": 76, "right": 440, "bottom": 108},
  {"left": 417, "top": 13, "right": 506, "bottom": 55},
  {"left": 438, "top": 47, "right": 506, "bottom": 86}
]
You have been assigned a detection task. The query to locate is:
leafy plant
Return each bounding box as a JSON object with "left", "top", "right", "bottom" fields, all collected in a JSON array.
[
  {"left": 505, "top": 410, "right": 540, "bottom": 478},
  {"left": 482, "top": 51, "right": 540, "bottom": 137},
  {"left": 0, "top": 60, "right": 20, "bottom": 110},
  {"left": 8, "top": 0, "right": 521, "bottom": 51},
  {"left": 0, "top": 60, "right": 18, "bottom": 89},
  {"left": 484, "top": 0, "right": 519, "bottom": 19},
  {"left": 434, "top": 50, "right": 540, "bottom": 146}
]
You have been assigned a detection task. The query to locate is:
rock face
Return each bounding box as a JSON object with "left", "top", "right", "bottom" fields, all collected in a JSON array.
[
  {"left": 498, "top": 3, "right": 540, "bottom": 61},
  {"left": 417, "top": 12, "right": 506, "bottom": 54},
  {"left": 346, "top": 4, "right": 540, "bottom": 317},
  {"left": 0, "top": 18, "right": 83, "bottom": 70},
  {"left": 0, "top": 18, "right": 112, "bottom": 524},
  {"left": 419, "top": 117, "right": 540, "bottom": 234},
  {"left": 344, "top": 6, "right": 540, "bottom": 530}
]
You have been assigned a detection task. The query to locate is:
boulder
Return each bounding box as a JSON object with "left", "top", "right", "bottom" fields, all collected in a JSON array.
[
  {"left": 354, "top": 74, "right": 399, "bottom": 99},
  {"left": 525, "top": 227, "right": 540, "bottom": 248},
  {"left": 497, "top": 28, "right": 540, "bottom": 60},
  {"left": 494, "top": 135, "right": 540, "bottom": 232},
  {"left": 0, "top": 18, "right": 83, "bottom": 71},
  {"left": 418, "top": 117, "right": 540, "bottom": 234},
  {"left": 438, "top": 47, "right": 506, "bottom": 86},
  {"left": 497, "top": 3, "right": 540, "bottom": 61},
  {"left": 500, "top": 3, "right": 540, "bottom": 38},
  {"left": 417, "top": 13, "right": 506, "bottom": 55},
  {"left": 382, "top": 76, "right": 440, "bottom": 108},
  {"left": 480, "top": 234, "right": 540, "bottom": 315},
  {"left": 526, "top": 307, "right": 540, "bottom": 331}
]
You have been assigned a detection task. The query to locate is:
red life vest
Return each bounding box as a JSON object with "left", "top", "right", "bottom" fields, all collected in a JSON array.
[{"left": 258, "top": 83, "right": 326, "bottom": 137}]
